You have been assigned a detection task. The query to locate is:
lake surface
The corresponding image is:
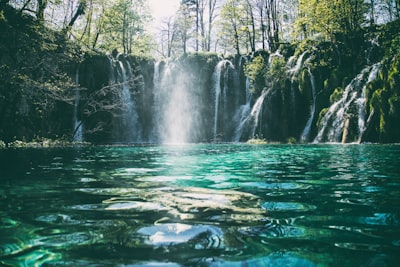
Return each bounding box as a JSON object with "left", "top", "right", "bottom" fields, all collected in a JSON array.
[{"left": 1, "top": 144, "right": 400, "bottom": 266}]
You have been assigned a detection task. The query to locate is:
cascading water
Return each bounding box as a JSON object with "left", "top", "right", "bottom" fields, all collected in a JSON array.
[
  {"left": 235, "top": 88, "right": 270, "bottom": 141},
  {"left": 314, "top": 63, "right": 381, "bottom": 143},
  {"left": 357, "top": 63, "right": 381, "bottom": 142},
  {"left": 212, "top": 59, "right": 234, "bottom": 142},
  {"left": 73, "top": 66, "right": 83, "bottom": 142},
  {"left": 152, "top": 60, "right": 195, "bottom": 143},
  {"left": 233, "top": 78, "right": 252, "bottom": 142},
  {"left": 300, "top": 67, "right": 317, "bottom": 142},
  {"left": 249, "top": 88, "right": 270, "bottom": 138},
  {"left": 78, "top": 51, "right": 386, "bottom": 145},
  {"left": 151, "top": 61, "right": 161, "bottom": 142},
  {"left": 288, "top": 51, "right": 308, "bottom": 134},
  {"left": 114, "top": 58, "right": 141, "bottom": 143}
]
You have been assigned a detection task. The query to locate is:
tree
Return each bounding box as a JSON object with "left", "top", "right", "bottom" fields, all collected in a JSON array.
[
  {"left": 159, "top": 16, "right": 178, "bottom": 57},
  {"left": 245, "top": 0, "right": 256, "bottom": 52},
  {"left": 66, "top": 0, "right": 87, "bottom": 30},
  {"left": 206, "top": 0, "right": 218, "bottom": 51},
  {"left": 219, "top": 0, "right": 247, "bottom": 55},
  {"left": 294, "top": 0, "right": 368, "bottom": 41},
  {"left": 81, "top": 0, "right": 151, "bottom": 55},
  {"left": 174, "top": 4, "right": 192, "bottom": 54},
  {"left": 265, "top": 0, "right": 279, "bottom": 51}
]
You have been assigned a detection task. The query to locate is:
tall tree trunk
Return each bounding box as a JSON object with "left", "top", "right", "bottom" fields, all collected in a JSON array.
[
  {"left": 196, "top": 0, "right": 199, "bottom": 52},
  {"left": 207, "top": 0, "right": 216, "bottom": 51},
  {"left": 260, "top": 5, "right": 265, "bottom": 50},
  {"left": 271, "top": 0, "right": 279, "bottom": 50},
  {"left": 122, "top": 10, "right": 127, "bottom": 54},
  {"left": 233, "top": 24, "right": 240, "bottom": 55},
  {"left": 370, "top": 0, "right": 375, "bottom": 25},
  {"left": 37, "top": 0, "right": 47, "bottom": 22},
  {"left": 247, "top": 0, "right": 256, "bottom": 52},
  {"left": 67, "top": 1, "right": 86, "bottom": 30}
]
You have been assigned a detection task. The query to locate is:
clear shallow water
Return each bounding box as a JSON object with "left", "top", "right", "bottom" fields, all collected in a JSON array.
[{"left": 0, "top": 144, "right": 400, "bottom": 266}]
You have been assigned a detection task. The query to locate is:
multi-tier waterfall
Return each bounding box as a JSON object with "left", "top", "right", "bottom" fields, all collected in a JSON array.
[
  {"left": 74, "top": 51, "right": 385, "bottom": 144},
  {"left": 314, "top": 63, "right": 381, "bottom": 143}
]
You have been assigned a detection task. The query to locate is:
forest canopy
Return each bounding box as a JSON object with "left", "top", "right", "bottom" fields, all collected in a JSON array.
[{"left": 1, "top": 0, "right": 399, "bottom": 57}]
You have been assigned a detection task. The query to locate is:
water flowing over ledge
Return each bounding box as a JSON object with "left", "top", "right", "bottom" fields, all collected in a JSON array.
[{"left": 70, "top": 43, "right": 389, "bottom": 144}]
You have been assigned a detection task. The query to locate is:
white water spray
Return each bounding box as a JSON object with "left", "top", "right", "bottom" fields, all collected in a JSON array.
[
  {"left": 116, "top": 59, "right": 141, "bottom": 142},
  {"left": 300, "top": 67, "right": 317, "bottom": 142},
  {"left": 73, "top": 66, "right": 83, "bottom": 142},
  {"left": 212, "top": 60, "right": 234, "bottom": 141},
  {"left": 314, "top": 63, "right": 381, "bottom": 143}
]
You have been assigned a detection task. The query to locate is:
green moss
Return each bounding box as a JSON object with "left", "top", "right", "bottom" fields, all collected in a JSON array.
[
  {"left": 330, "top": 87, "right": 344, "bottom": 104},
  {"left": 244, "top": 55, "right": 268, "bottom": 94}
]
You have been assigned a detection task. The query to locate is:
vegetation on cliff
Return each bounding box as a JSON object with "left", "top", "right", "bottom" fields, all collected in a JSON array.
[
  {"left": 1, "top": 0, "right": 400, "bottom": 144},
  {"left": 0, "top": 5, "right": 79, "bottom": 143}
]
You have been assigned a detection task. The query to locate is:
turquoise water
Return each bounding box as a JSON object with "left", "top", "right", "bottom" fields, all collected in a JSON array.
[{"left": 1, "top": 144, "right": 400, "bottom": 266}]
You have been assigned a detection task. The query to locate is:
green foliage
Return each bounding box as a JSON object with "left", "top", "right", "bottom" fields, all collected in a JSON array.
[
  {"left": 294, "top": 0, "right": 367, "bottom": 41},
  {"left": 244, "top": 55, "right": 267, "bottom": 94},
  {"left": 218, "top": 0, "right": 248, "bottom": 54},
  {"left": 72, "top": 0, "right": 153, "bottom": 56},
  {"left": 0, "top": 6, "right": 79, "bottom": 142},
  {"left": 268, "top": 56, "right": 287, "bottom": 83},
  {"left": 330, "top": 87, "right": 344, "bottom": 104},
  {"left": 367, "top": 52, "right": 400, "bottom": 142}
]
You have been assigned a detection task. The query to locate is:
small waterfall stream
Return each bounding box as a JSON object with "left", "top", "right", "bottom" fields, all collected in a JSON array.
[
  {"left": 73, "top": 66, "right": 83, "bottom": 142},
  {"left": 113, "top": 58, "right": 141, "bottom": 143},
  {"left": 234, "top": 88, "right": 269, "bottom": 141},
  {"left": 314, "top": 63, "right": 381, "bottom": 143},
  {"left": 233, "top": 78, "right": 252, "bottom": 142},
  {"left": 212, "top": 59, "right": 234, "bottom": 142},
  {"left": 249, "top": 88, "right": 270, "bottom": 138},
  {"left": 300, "top": 67, "right": 317, "bottom": 142}
]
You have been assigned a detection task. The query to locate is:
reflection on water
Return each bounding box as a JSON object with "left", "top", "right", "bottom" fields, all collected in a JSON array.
[{"left": 1, "top": 144, "right": 400, "bottom": 266}]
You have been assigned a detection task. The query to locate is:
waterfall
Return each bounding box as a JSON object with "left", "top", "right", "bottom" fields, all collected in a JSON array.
[
  {"left": 212, "top": 60, "right": 224, "bottom": 141},
  {"left": 73, "top": 66, "right": 83, "bottom": 142},
  {"left": 289, "top": 52, "right": 307, "bottom": 75},
  {"left": 233, "top": 78, "right": 252, "bottom": 142},
  {"left": 115, "top": 58, "right": 141, "bottom": 143},
  {"left": 314, "top": 63, "right": 381, "bottom": 143},
  {"left": 212, "top": 59, "right": 234, "bottom": 142},
  {"left": 289, "top": 51, "right": 308, "bottom": 133},
  {"left": 357, "top": 63, "right": 381, "bottom": 142},
  {"left": 152, "top": 60, "right": 195, "bottom": 143},
  {"left": 300, "top": 67, "right": 317, "bottom": 142},
  {"left": 250, "top": 88, "right": 269, "bottom": 138},
  {"left": 234, "top": 88, "right": 269, "bottom": 141},
  {"left": 151, "top": 61, "right": 161, "bottom": 142}
]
